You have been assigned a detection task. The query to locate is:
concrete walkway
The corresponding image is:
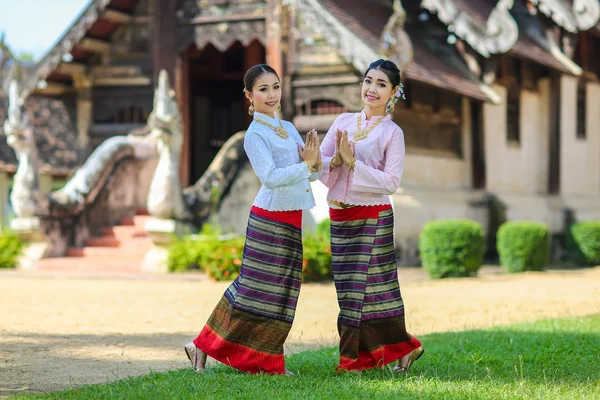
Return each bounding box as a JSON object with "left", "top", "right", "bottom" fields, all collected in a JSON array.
[{"left": 1, "top": 266, "right": 599, "bottom": 396}]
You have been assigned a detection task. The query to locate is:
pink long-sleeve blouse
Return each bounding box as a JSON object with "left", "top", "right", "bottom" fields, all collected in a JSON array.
[{"left": 319, "top": 110, "right": 405, "bottom": 206}]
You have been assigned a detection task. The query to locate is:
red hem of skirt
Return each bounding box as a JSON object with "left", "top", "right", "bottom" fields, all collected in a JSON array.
[
  {"left": 194, "top": 325, "right": 285, "bottom": 375},
  {"left": 336, "top": 336, "right": 422, "bottom": 371}
]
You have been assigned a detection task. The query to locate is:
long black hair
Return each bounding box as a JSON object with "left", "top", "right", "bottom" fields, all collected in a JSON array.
[
  {"left": 364, "top": 59, "right": 401, "bottom": 87},
  {"left": 244, "top": 64, "right": 280, "bottom": 91}
]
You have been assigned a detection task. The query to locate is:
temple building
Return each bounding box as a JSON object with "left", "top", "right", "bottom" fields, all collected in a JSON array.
[{"left": 1, "top": 0, "right": 599, "bottom": 267}]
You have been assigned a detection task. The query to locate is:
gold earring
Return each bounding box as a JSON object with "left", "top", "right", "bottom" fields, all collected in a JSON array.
[
  {"left": 277, "top": 103, "right": 282, "bottom": 112},
  {"left": 248, "top": 101, "right": 255, "bottom": 116},
  {"left": 388, "top": 102, "right": 395, "bottom": 113}
]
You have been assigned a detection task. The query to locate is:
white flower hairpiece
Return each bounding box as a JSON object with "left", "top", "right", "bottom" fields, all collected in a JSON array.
[{"left": 386, "top": 82, "right": 406, "bottom": 113}]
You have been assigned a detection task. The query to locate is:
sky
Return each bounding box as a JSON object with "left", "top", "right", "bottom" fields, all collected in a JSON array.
[{"left": 0, "top": 0, "right": 90, "bottom": 61}]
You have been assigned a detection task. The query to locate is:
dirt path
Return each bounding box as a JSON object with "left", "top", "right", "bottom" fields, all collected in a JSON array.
[{"left": 1, "top": 266, "right": 599, "bottom": 396}]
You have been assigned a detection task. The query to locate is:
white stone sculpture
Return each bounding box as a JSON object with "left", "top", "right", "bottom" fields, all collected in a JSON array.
[
  {"left": 146, "top": 70, "right": 189, "bottom": 220},
  {"left": 4, "top": 80, "right": 41, "bottom": 219}
]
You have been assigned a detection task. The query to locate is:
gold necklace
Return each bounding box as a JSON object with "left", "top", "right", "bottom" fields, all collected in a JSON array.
[
  {"left": 353, "top": 112, "right": 386, "bottom": 142},
  {"left": 254, "top": 118, "right": 289, "bottom": 140}
]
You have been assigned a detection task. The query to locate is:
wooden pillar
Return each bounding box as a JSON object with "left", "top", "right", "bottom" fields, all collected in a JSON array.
[
  {"left": 73, "top": 74, "right": 93, "bottom": 161},
  {"left": 548, "top": 72, "right": 561, "bottom": 194},
  {"left": 177, "top": 50, "right": 191, "bottom": 187},
  {"left": 265, "top": 0, "right": 283, "bottom": 77},
  {"left": 244, "top": 41, "right": 266, "bottom": 124},
  {"left": 152, "top": 0, "right": 178, "bottom": 85}
]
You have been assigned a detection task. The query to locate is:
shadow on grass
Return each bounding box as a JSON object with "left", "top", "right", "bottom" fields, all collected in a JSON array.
[{"left": 12, "top": 315, "right": 600, "bottom": 399}]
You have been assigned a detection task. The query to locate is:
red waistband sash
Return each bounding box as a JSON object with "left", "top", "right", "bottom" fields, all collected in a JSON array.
[
  {"left": 251, "top": 206, "right": 302, "bottom": 228},
  {"left": 329, "top": 204, "right": 392, "bottom": 222}
]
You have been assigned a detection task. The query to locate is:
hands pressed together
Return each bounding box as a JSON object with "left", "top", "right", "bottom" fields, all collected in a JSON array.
[
  {"left": 299, "top": 128, "right": 355, "bottom": 172},
  {"left": 330, "top": 129, "right": 355, "bottom": 169},
  {"left": 298, "top": 129, "right": 321, "bottom": 171}
]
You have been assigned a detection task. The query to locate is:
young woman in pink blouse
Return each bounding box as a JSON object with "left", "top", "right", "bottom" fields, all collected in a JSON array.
[{"left": 320, "top": 59, "right": 423, "bottom": 372}]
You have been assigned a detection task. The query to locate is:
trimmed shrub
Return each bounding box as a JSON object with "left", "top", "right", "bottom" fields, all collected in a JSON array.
[
  {"left": 167, "top": 223, "right": 334, "bottom": 282},
  {"left": 0, "top": 231, "right": 24, "bottom": 269},
  {"left": 567, "top": 221, "right": 600, "bottom": 265},
  {"left": 302, "top": 229, "right": 332, "bottom": 282},
  {"left": 497, "top": 222, "right": 550, "bottom": 273},
  {"left": 419, "top": 219, "right": 485, "bottom": 279}
]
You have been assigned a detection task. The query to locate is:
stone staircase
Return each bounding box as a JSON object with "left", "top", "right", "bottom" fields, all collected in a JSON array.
[{"left": 36, "top": 211, "right": 154, "bottom": 274}]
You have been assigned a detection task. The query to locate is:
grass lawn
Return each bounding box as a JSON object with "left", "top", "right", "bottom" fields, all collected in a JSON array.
[{"left": 18, "top": 314, "right": 600, "bottom": 400}]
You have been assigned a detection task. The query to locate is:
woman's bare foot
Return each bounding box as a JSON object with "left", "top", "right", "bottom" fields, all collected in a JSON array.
[
  {"left": 393, "top": 346, "right": 424, "bottom": 372},
  {"left": 184, "top": 342, "right": 207, "bottom": 373},
  {"left": 285, "top": 368, "right": 295, "bottom": 376}
]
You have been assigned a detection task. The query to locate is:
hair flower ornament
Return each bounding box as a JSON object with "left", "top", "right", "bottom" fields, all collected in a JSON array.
[{"left": 386, "top": 82, "right": 406, "bottom": 114}]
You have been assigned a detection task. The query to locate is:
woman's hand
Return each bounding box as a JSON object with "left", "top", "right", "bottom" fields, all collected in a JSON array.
[
  {"left": 330, "top": 129, "right": 344, "bottom": 168},
  {"left": 299, "top": 129, "right": 319, "bottom": 168},
  {"left": 338, "top": 130, "right": 355, "bottom": 165}
]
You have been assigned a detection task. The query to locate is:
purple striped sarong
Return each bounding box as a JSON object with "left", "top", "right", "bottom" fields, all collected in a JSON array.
[
  {"left": 329, "top": 205, "right": 421, "bottom": 371},
  {"left": 194, "top": 208, "right": 303, "bottom": 374}
]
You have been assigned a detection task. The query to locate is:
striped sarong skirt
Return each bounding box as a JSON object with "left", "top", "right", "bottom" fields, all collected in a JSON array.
[
  {"left": 329, "top": 204, "right": 421, "bottom": 371},
  {"left": 193, "top": 206, "right": 303, "bottom": 375}
]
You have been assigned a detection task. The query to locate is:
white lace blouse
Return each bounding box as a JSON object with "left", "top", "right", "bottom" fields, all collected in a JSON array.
[{"left": 244, "top": 112, "right": 323, "bottom": 211}]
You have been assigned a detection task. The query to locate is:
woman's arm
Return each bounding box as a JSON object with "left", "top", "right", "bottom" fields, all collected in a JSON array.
[
  {"left": 244, "top": 131, "right": 312, "bottom": 189},
  {"left": 319, "top": 116, "right": 344, "bottom": 188},
  {"left": 349, "top": 129, "right": 405, "bottom": 195}
]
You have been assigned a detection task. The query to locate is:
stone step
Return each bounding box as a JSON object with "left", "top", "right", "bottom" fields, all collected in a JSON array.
[
  {"left": 66, "top": 245, "right": 150, "bottom": 257},
  {"left": 120, "top": 215, "right": 152, "bottom": 230},
  {"left": 35, "top": 211, "right": 155, "bottom": 274},
  {"left": 85, "top": 237, "right": 121, "bottom": 248},
  {"left": 102, "top": 226, "right": 147, "bottom": 240}
]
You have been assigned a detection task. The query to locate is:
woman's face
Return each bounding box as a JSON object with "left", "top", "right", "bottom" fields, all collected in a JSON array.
[
  {"left": 361, "top": 68, "right": 397, "bottom": 111},
  {"left": 246, "top": 73, "right": 281, "bottom": 117}
]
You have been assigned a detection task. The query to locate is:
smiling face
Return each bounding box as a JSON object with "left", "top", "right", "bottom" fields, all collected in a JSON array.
[
  {"left": 361, "top": 68, "right": 398, "bottom": 113},
  {"left": 245, "top": 72, "right": 281, "bottom": 118}
]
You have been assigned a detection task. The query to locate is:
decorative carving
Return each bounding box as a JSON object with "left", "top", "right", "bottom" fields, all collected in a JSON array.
[
  {"left": 421, "top": 0, "right": 490, "bottom": 57},
  {"left": 146, "top": 70, "right": 188, "bottom": 220},
  {"left": 573, "top": 0, "right": 600, "bottom": 30},
  {"left": 528, "top": 0, "right": 578, "bottom": 33},
  {"left": 194, "top": 20, "right": 266, "bottom": 52},
  {"left": 486, "top": 0, "right": 518, "bottom": 54},
  {"left": 178, "top": 0, "right": 265, "bottom": 21},
  {"left": 297, "top": 0, "right": 378, "bottom": 73},
  {"left": 49, "top": 134, "right": 157, "bottom": 213},
  {"left": 183, "top": 131, "right": 248, "bottom": 227},
  {"left": 379, "top": 0, "right": 413, "bottom": 73},
  {"left": 4, "top": 80, "right": 41, "bottom": 218}
]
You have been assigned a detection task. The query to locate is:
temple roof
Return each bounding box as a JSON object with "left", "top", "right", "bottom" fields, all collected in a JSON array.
[
  {"left": 308, "top": 0, "right": 500, "bottom": 102},
  {"left": 22, "top": 0, "right": 143, "bottom": 98}
]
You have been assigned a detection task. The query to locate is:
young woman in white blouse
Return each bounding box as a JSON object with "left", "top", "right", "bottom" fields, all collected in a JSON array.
[{"left": 185, "top": 64, "right": 322, "bottom": 375}]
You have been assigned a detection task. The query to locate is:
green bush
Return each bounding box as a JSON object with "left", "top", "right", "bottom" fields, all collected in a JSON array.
[
  {"left": 167, "top": 236, "right": 202, "bottom": 273},
  {"left": 567, "top": 221, "right": 600, "bottom": 265},
  {"left": 201, "top": 236, "right": 245, "bottom": 281},
  {"left": 167, "top": 222, "right": 334, "bottom": 282},
  {"left": 302, "top": 229, "right": 332, "bottom": 282},
  {"left": 167, "top": 225, "right": 244, "bottom": 281},
  {"left": 497, "top": 222, "right": 550, "bottom": 273},
  {"left": 0, "top": 231, "right": 24, "bottom": 269},
  {"left": 315, "top": 218, "right": 331, "bottom": 240},
  {"left": 419, "top": 219, "right": 485, "bottom": 279}
]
